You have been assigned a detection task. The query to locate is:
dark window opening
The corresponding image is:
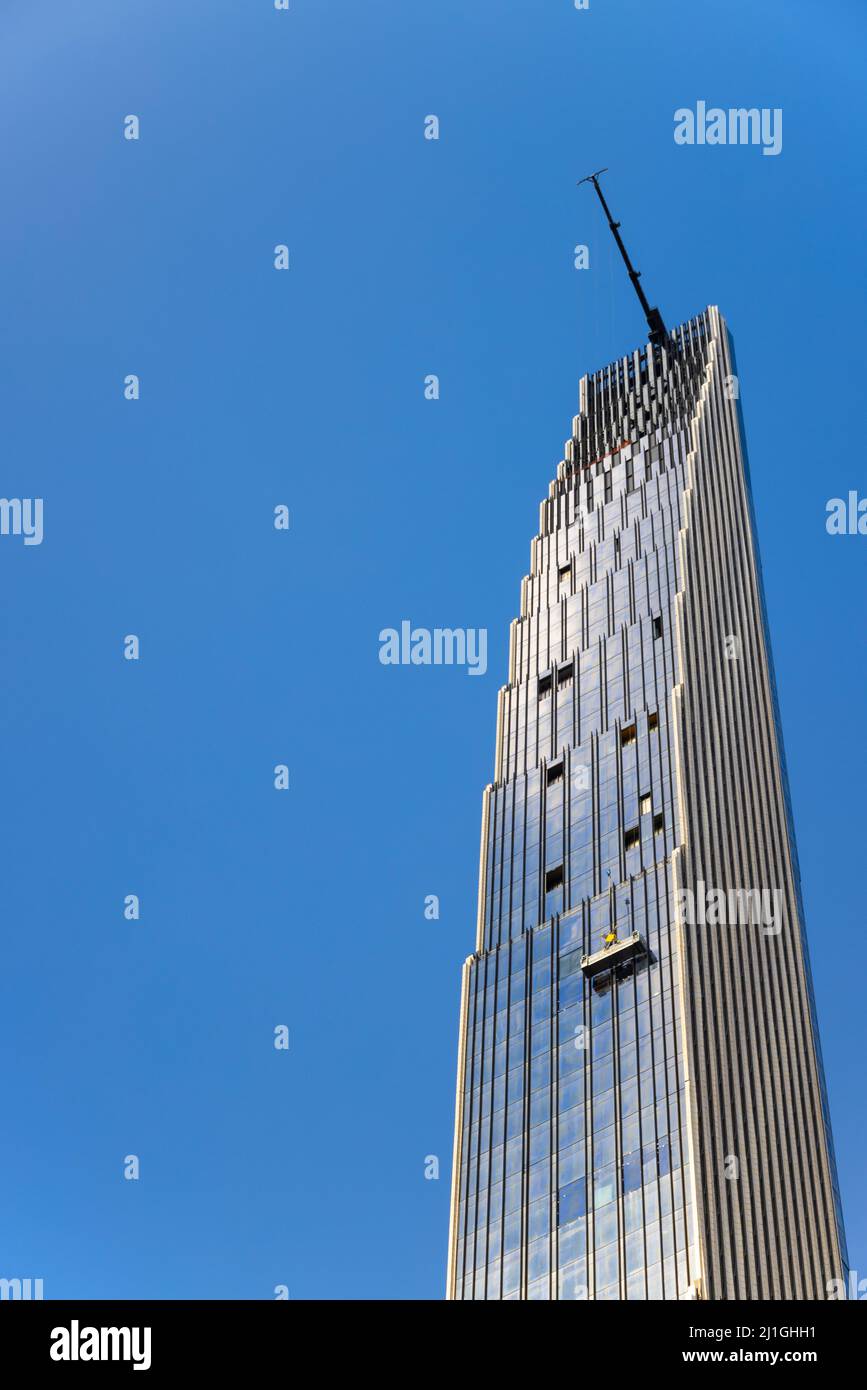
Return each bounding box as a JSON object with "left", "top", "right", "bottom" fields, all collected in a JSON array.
[
  {"left": 653, "top": 813, "right": 664, "bottom": 836},
  {"left": 557, "top": 661, "right": 574, "bottom": 688},
  {"left": 639, "top": 793, "right": 652, "bottom": 815},
  {"left": 652, "top": 615, "right": 663, "bottom": 640},
  {"left": 624, "top": 826, "right": 640, "bottom": 852},
  {"left": 621, "top": 722, "right": 637, "bottom": 747},
  {"left": 558, "top": 562, "right": 572, "bottom": 586},
  {"left": 538, "top": 672, "right": 553, "bottom": 700},
  {"left": 546, "top": 760, "right": 564, "bottom": 787},
  {"left": 545, "top": 865, "right": 564, "bottom": 893},
  {"left": 648, "top": 711, "right": 659, "bottom": 732}
]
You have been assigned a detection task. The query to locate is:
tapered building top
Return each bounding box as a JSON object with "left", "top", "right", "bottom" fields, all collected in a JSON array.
[{"left": 447, "top": 303, "right": 846, "bottom": 1300}]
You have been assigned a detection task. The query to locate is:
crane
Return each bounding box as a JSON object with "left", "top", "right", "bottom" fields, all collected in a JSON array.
[{"left": 578, "top": 168, "right": 668, "bottom": 350}]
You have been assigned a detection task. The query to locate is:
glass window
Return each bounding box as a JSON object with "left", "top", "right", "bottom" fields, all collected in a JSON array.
[
  {"left": 558, "top": 1260, "right": 588, "bottom": 1299},
  {"left": 558, "top": 1177, "right": 586, "bottom": 1225},
  {"left": 594, "top": 1166, "right": 616, "bottom": 1208},
  {"left": 623, "top": 1149, "right": 642, "bottom": 1194}
]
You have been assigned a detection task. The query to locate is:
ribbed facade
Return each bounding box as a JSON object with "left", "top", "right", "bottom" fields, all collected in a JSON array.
[{"left": 446, "top": 306, "right": 846, "bottom": 1300}]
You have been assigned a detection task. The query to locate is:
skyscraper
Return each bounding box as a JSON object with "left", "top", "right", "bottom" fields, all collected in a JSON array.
[{"left": 446, "top": 302, "right": 847, "bottom": 1300}]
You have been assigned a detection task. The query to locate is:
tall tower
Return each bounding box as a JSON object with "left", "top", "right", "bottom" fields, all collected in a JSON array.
[{"left": 446, "top": 304, "right": 847, "bottom": 1299}]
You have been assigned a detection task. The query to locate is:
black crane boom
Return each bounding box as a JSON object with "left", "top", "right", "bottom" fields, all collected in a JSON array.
[{"left": 578, "top": 169, "right": 668, "bottom": 349}]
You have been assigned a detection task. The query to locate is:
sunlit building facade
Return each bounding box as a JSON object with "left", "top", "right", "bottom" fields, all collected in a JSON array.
[{"left": 447, "top": 307, "right": 846, "bottom": 1299}]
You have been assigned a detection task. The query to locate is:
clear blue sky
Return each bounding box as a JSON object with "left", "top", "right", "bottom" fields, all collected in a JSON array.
[{"left": 0, "top": 0, "right": 863, "bottom": 1299}]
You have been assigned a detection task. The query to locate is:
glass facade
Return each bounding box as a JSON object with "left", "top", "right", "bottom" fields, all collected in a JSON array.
[{"left": 447, "top": 308, "right": 846, "bottom": 1300}]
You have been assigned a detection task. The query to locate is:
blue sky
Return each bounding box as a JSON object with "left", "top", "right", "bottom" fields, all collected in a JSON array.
[{"left": 0, "top": 0, "right": 863, "bottom": 1299}]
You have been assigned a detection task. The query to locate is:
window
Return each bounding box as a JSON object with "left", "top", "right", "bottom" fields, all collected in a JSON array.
[
  {"left": 624, "top": 826, "right": 640, "bottom": 852},
  {"left": 620, "top": 723, "right": 637, "bottom": 747},
  {"left": 625, "top": 460, "right": 634, "bottom": 493},
  {"left": 613, "top": 533, "right": 620, "bottom": 562},
  {"left": 652, "top": 615, "right": 663, "bottom": 640},
  {"left": 643, "top": 1136, "right": 670, "bottom": 1179},
  {"left": 558, "top": 562, "right": 572, "bottom": 588},
  {"left": 653, "top": 813, "right": 664, "bottom": 836},
  {"left": 639, "top": 793, "right": 652, "bottom": 815},
  {"left": 622, "top": 1150, "right": 642, "bottom": 1195},
  {"left": 545, "top": 865, "right": 564, "bottom": 893},
  {"left": 648, "top": 711, "right": 659, "bottom": 732},
  {"left": 594, "top": 1168, "right": 617, "bottom": 1208},
  {"left": 546, "top": 759, "right": 564, "bottom": 787},
  {"left": 558, "top": 946, "right": 584, "bottom": 981},
  {"left": 538, "top": 672, "right": 553, "bottom": 700},
  {"left": 558, "top": 1178, "right": 586, "bottom": 1226},
  {"left": 558, "top": 661, "right": 574, "bottom": 688}
]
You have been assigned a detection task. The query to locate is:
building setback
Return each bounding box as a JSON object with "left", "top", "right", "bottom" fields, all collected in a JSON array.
[{"left": 446, "top": 307, "right": 847, "bottom": 1299}]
